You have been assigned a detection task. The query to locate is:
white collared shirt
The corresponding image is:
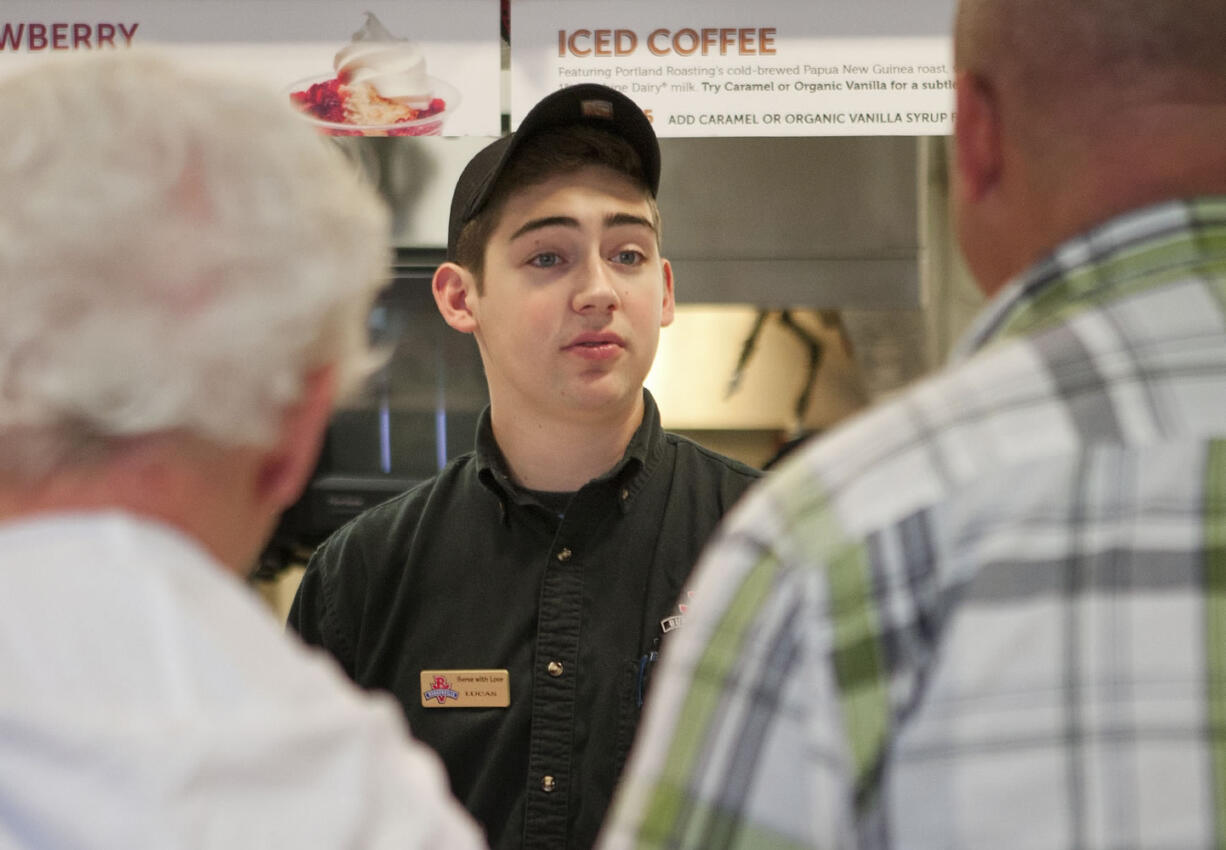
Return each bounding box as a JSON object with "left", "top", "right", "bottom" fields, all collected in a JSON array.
[{"left": 0, "top": 511, "right": 486, "bottom": 849}]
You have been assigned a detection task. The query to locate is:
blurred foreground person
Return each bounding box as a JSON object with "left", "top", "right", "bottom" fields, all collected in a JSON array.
[
  {"left": 601, "top": 0, "right": 1226, "bottom": 847},
  {"left": 0, "top": 51, "right": 485, "bottom": 849}
]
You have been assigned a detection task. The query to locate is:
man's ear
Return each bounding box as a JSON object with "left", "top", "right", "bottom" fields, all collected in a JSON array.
[
  {"left": 659, "top": 259, "right": 676, "bottom": 328},
  {"left": 256, "top": 366, "right": 337, "bottom": 511},
  {"left": 433, "top": 262, "right": 479, "bottom": 334},
  {"left": 953, "top": 70, "right": 1003, "bottom": 204}
]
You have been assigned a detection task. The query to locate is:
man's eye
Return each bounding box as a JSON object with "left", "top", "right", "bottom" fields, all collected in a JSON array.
[
  {"left": 529, "top": 252, "right": 561, "bottom": 268},
  {"left": 613, "top": 250, "right": 645, "bottom": 266}
]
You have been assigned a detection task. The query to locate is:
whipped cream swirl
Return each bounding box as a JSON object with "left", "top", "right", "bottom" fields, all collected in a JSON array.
[{"left": 334, "top": 12, "right": 432, "bottom": 108}]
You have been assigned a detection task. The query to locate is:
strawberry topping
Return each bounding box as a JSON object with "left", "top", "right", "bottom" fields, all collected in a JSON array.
[{"left": 290, "top": 79, "right": 447, "bottom": 135}]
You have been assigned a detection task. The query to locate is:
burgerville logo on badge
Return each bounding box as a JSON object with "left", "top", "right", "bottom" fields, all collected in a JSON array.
[{"left": 424, "top": 676, "right": 459, "bottom": 705}]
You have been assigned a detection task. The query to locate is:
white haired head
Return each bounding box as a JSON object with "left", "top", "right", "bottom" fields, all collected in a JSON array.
[{"left": 0, "top": 50, "right": 390, "bottom": 479}]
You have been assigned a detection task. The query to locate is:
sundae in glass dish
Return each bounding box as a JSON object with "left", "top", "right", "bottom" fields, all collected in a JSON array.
[{"left": 289, "top": 12, "right": 459, "bottom": 136}]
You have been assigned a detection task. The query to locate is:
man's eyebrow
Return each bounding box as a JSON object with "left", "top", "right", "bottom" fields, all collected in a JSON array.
[
  {"left": 509, "top": 216, "right": 579, "bottom": 242},
  {"left": 605, "top": 212, "right": 656, "bottom": 233},
  {"left": 508, "top": 212, "right": 657, "bottom": 243}
]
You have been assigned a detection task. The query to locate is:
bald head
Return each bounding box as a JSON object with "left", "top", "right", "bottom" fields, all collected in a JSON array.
[
  {"left": 951, "top": 0, "right": 1226, "bottom": 295},
  {"left": 956, "top": 0, "right": 1226, "bottom": 114}
]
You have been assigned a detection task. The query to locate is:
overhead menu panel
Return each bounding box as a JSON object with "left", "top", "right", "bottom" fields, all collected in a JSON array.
[
  {"left": 0, "top": 0, "right": 502, "bottom": 137},
  {"left": 510, "top": 0, "right": 957, "bottom": 137}
]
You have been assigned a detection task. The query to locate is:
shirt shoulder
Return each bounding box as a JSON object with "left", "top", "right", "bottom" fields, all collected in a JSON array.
[
  {"left": 663, "top": 432, "right": 763, "bottom": 481},
  {"left": 290, "top": 453, "right": 487, "bottom": 661},
  {"left": 756, "top": 335, "right": 1058, "bottom": 539},
  {"left": 1, "top": 516, "right": 486, "bottom": 848},
  {"left": 310, "top": 451, "right": 482, "bottom": 575}
]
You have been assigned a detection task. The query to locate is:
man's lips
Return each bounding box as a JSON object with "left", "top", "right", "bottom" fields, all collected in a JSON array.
[
  {"left": 563, "top": 332, "right": 626, "bottom": 359},
  {"left": 564, "top": 332, "right": 625, "bottom": 350}
]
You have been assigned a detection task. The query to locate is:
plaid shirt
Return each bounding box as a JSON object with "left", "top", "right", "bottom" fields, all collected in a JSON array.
[{"left": 599, "top": 197, "right": 1226, "bottom": 850}]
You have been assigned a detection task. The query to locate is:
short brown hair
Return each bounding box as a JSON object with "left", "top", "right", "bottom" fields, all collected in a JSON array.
[{"left": 453, "top": 125, "right": 661, "bottom": 292}]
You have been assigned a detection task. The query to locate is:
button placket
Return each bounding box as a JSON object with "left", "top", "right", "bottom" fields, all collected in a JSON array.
[{"left": 524, "top": 525, "right": 583, "bottom": 846}]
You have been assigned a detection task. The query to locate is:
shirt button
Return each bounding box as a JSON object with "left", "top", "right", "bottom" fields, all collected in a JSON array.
[
  {"left": 621, "top": 488, "right": 629, "bottom": 500},
  {"left": 541, "top": 775, "right": 557, "bottom": 793},
  {"left": 556, "top": 547, "right": 572, "bottom": 562},
  {"left": 547, "top": 660, "right": 564, "bottom": 677}
]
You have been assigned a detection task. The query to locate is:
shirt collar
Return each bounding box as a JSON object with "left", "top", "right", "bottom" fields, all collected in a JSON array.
[
  {"left": 952, "top": 196, "right": 1226, "bottom": 361},
  {"left": 474, "top": 409, "right": 514, "bottom": 503},
  {"left": 475, "top": 389, "right": 666, "bottom": 516}
]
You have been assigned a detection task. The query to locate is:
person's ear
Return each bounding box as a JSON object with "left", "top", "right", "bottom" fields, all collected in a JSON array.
[
  {"left": 659, "top": 259, "right": 676, "bottom": 328},
  {"left": 954, "top": 70, "right": 1003, "bottom": 203},
  {"left": 255, "top": 366, "right": 336, "bottom": 511},
  {"left": 433, "top": 262, "right": 479, "bottom": 334}
]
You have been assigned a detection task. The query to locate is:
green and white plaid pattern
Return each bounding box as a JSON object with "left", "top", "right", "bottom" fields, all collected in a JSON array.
[{"left": 600, "top": 198, "right": 1226, "bottom": 850}]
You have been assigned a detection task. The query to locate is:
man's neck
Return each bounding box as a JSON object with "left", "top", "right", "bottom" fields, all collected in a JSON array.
[
  {"left": 0, "top": 437, "right": 269, "bottom": 575},
  {"left": 489, "top": 394, "right": 645, "bottom": 492},
  {"left": 1021, "top": 102, "right": 1226, "bottom": 277}
]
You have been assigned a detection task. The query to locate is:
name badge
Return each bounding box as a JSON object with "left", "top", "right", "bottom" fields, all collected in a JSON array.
[{"left": 420, "top": 669, "right": 510, "bottom": 708}]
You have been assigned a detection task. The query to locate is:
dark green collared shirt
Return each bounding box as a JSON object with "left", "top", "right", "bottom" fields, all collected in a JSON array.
[{"left": 289, "top": 391, "right": 761, "bottom": 850}]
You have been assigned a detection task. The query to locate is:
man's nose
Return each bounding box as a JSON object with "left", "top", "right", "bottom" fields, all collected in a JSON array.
[{"left": 572, "top": 254, "right": 620, "bottom": 313}]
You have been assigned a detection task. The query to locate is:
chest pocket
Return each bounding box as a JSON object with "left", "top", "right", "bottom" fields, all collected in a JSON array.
[
  {"left": 613, "top": 659, "right": 641, "bottom": 778},
  {"left": 613, "top": 644, "right": 661, "bottom": 778}
]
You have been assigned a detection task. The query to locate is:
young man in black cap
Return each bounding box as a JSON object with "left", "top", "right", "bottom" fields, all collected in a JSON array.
[{"left": 288, "top": 83, "right": 761, "bottom": 850}]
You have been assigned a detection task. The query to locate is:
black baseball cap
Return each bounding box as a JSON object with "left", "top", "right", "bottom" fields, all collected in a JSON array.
[{"left": 445, "top": 83, "right": 660, "bottom": 261}]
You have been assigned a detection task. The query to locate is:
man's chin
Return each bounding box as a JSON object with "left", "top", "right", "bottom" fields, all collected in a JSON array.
[{"left": 557, "top": 379, "right": 643, "bottom": 419}]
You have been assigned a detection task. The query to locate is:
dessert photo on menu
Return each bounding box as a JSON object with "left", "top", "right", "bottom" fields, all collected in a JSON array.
[{"left": 290, "top": 11, "right": 461, "bottom": 136}]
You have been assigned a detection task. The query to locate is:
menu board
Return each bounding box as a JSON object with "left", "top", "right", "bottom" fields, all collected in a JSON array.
[
  {"left": 0, "top": 0, "right": 502, "bottom": 137},
  {"left": 510, "top": 0, "right": 957, "bottom": 137}
]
